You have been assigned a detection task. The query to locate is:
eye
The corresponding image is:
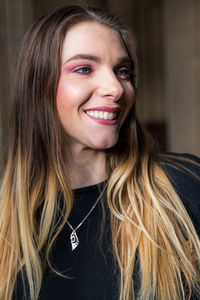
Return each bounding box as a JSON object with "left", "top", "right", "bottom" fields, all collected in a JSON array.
[
  {"left": 74, "top": 66, "right": 92, "bottom": 75},
  {"left": 116, "top": 68, "right": 132, "bottom": 79}
]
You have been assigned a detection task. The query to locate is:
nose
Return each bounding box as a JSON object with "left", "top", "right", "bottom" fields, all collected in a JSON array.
[{"left": 96, "top": 69, "right": 124, "bottom": 101}]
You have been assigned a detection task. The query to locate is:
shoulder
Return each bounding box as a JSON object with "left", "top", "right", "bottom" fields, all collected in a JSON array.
[
  {"left": 158, "top": 152, "right": 200, "bottom": 234},
  {"left": 159, "top": 152, "right": 200, "bottom": 182},
  {"left": 158, "top": 152, "right": 200, "bottom": 185}
]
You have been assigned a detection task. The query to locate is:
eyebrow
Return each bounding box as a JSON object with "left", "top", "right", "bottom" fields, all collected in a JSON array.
[
  {"left": 63, "top": 54, "right": 132, "bottom": 65},
  {"left": 64, "top": 54, "right": 100, "bottom": 64}
]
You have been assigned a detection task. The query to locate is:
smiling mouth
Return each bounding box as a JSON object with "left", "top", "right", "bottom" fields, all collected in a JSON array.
[{"left": 85, "top": 110, "right": 117, "bottom": 120}]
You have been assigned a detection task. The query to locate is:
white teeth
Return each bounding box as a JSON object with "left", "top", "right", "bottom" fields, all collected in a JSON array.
[
  {"left": 104, "top": 112, "right": 109, "bottom": 119},
  {"left": 86, "top": 110, "right": 117, "bottom": 120},
  {"left": 94, "top": 111, "right": 98, "bottom": 118},
  {"left": 109, "top": 112, "right": 113, "bottom": 120},
  {"left": 99, "top": 111, "right": 104, "bottom": 118}
]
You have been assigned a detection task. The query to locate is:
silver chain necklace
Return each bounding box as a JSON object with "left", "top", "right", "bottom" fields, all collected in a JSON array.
[{"left": 66, "top": 183, "right": 107, "bottom": 251}]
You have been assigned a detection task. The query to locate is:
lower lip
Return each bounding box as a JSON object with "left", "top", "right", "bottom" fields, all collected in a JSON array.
[{"left": 86, "top": 113, "right": 117, "bottom": 125}]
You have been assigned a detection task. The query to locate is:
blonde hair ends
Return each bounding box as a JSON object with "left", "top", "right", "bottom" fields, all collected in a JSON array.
[{"left": 107, "top": 153, "right": 200, "bottom": 300}]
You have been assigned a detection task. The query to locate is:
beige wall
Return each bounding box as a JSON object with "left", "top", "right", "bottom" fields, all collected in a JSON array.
[
  {"left": 163, "top": 0, "right": 200, "bottom": 155},
  {"left": 110, "top": 0, "right": 200, "bottom": 155},
  {"left": 0, "top": 0, "right": 200, "bottom": 158}
]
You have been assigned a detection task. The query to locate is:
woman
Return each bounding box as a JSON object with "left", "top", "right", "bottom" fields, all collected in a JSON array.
[{"left": 0, "top": 5, "right": 200, "bottom": 300}]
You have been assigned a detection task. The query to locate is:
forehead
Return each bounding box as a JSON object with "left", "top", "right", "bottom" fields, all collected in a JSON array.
[{"left": 61, "top": 21, "right": 128, "bottom": 60}]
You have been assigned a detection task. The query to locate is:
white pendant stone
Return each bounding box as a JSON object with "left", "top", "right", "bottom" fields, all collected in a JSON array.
[{"left": 70, "top": 230, "right": 79, "bottom": 251}]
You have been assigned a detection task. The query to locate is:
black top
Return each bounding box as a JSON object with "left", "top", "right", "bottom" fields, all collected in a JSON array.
[{"left": 16, "top": 153, "right": 200, "bottom": 299}]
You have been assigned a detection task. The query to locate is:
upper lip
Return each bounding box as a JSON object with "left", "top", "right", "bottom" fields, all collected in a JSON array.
[{"left": 84, "top": 106, "right": 120, "bottom": 113}]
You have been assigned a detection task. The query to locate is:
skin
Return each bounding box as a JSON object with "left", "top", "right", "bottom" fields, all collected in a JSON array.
[{"left": 57, "top": 21, "right": 135, "bottom": 188}]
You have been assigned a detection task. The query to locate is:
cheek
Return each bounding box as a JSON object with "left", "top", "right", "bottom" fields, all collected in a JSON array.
[
  {"left": 118, "top": 86, "right": 135, "bottom": 128},
  {"left": 56, "top": 77, "right": 83, "bottom": 110},
  {"left": 124, "top": 85, "right": 135, "bottom": 114}
]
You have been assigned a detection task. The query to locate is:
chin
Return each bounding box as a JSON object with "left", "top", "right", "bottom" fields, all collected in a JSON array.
[
  {"left": 94, "top": 138, "right": 119, "bottom": 150},
  {"left": 89, "top": 131, "right": 119, "bottom": 150}
]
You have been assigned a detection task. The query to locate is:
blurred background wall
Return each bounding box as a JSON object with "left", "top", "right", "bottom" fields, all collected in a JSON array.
[{"left": 0, "top": 0, "right": 200, "bottom": 161}]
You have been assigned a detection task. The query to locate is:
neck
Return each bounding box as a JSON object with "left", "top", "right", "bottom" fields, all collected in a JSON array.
[{"left": 64, "top": 146, "right": 107, "bottom": 189}]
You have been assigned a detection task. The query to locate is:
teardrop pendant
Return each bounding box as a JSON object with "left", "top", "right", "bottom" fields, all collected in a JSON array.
[{"left": 70, "top": 230, "right": 79, "bottom": 251}]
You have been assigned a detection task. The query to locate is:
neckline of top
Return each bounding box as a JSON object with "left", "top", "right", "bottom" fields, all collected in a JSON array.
[{"left": 73, "top": 179, "right": 108, "bottom": 194}]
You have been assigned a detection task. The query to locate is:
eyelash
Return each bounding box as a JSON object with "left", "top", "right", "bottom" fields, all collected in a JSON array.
[
  {"left": 116, "top": 68, "right": 132, "bottom": 79},
  {"left": 74, "top": 66, "right": 93, "bottom": 75},
  {"left": 73, "top": 66, "right": 132, "bottom": 80}
]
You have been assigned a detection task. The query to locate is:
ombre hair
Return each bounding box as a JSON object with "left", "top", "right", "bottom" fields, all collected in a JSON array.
[{"left": 0, "top": 5, "right": 200, "bottom": 300}]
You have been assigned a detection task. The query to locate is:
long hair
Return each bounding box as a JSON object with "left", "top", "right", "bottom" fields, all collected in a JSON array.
[{"left": 0, "top": 5, "right": 199, "bottom": 300}]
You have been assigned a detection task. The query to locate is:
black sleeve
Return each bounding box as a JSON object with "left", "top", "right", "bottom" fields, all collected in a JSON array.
[{"left": 160, "top": 152, "right": 200, "bottom": 235}]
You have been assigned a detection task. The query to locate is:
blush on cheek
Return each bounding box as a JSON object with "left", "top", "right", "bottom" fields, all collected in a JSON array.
[
  {"left": 57, "top": 78, "right": 66, "bottom": 105},
  {"left": 57, "top": 76, "right": 85, "bottom": 106},
  {"left": 56, "top": 80, "right": 75, "bottom": 110}
]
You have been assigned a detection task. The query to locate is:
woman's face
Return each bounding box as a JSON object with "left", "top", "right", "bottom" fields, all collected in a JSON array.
[{"left": 57, "top": 21, "right": 135, "bottom": 151}]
